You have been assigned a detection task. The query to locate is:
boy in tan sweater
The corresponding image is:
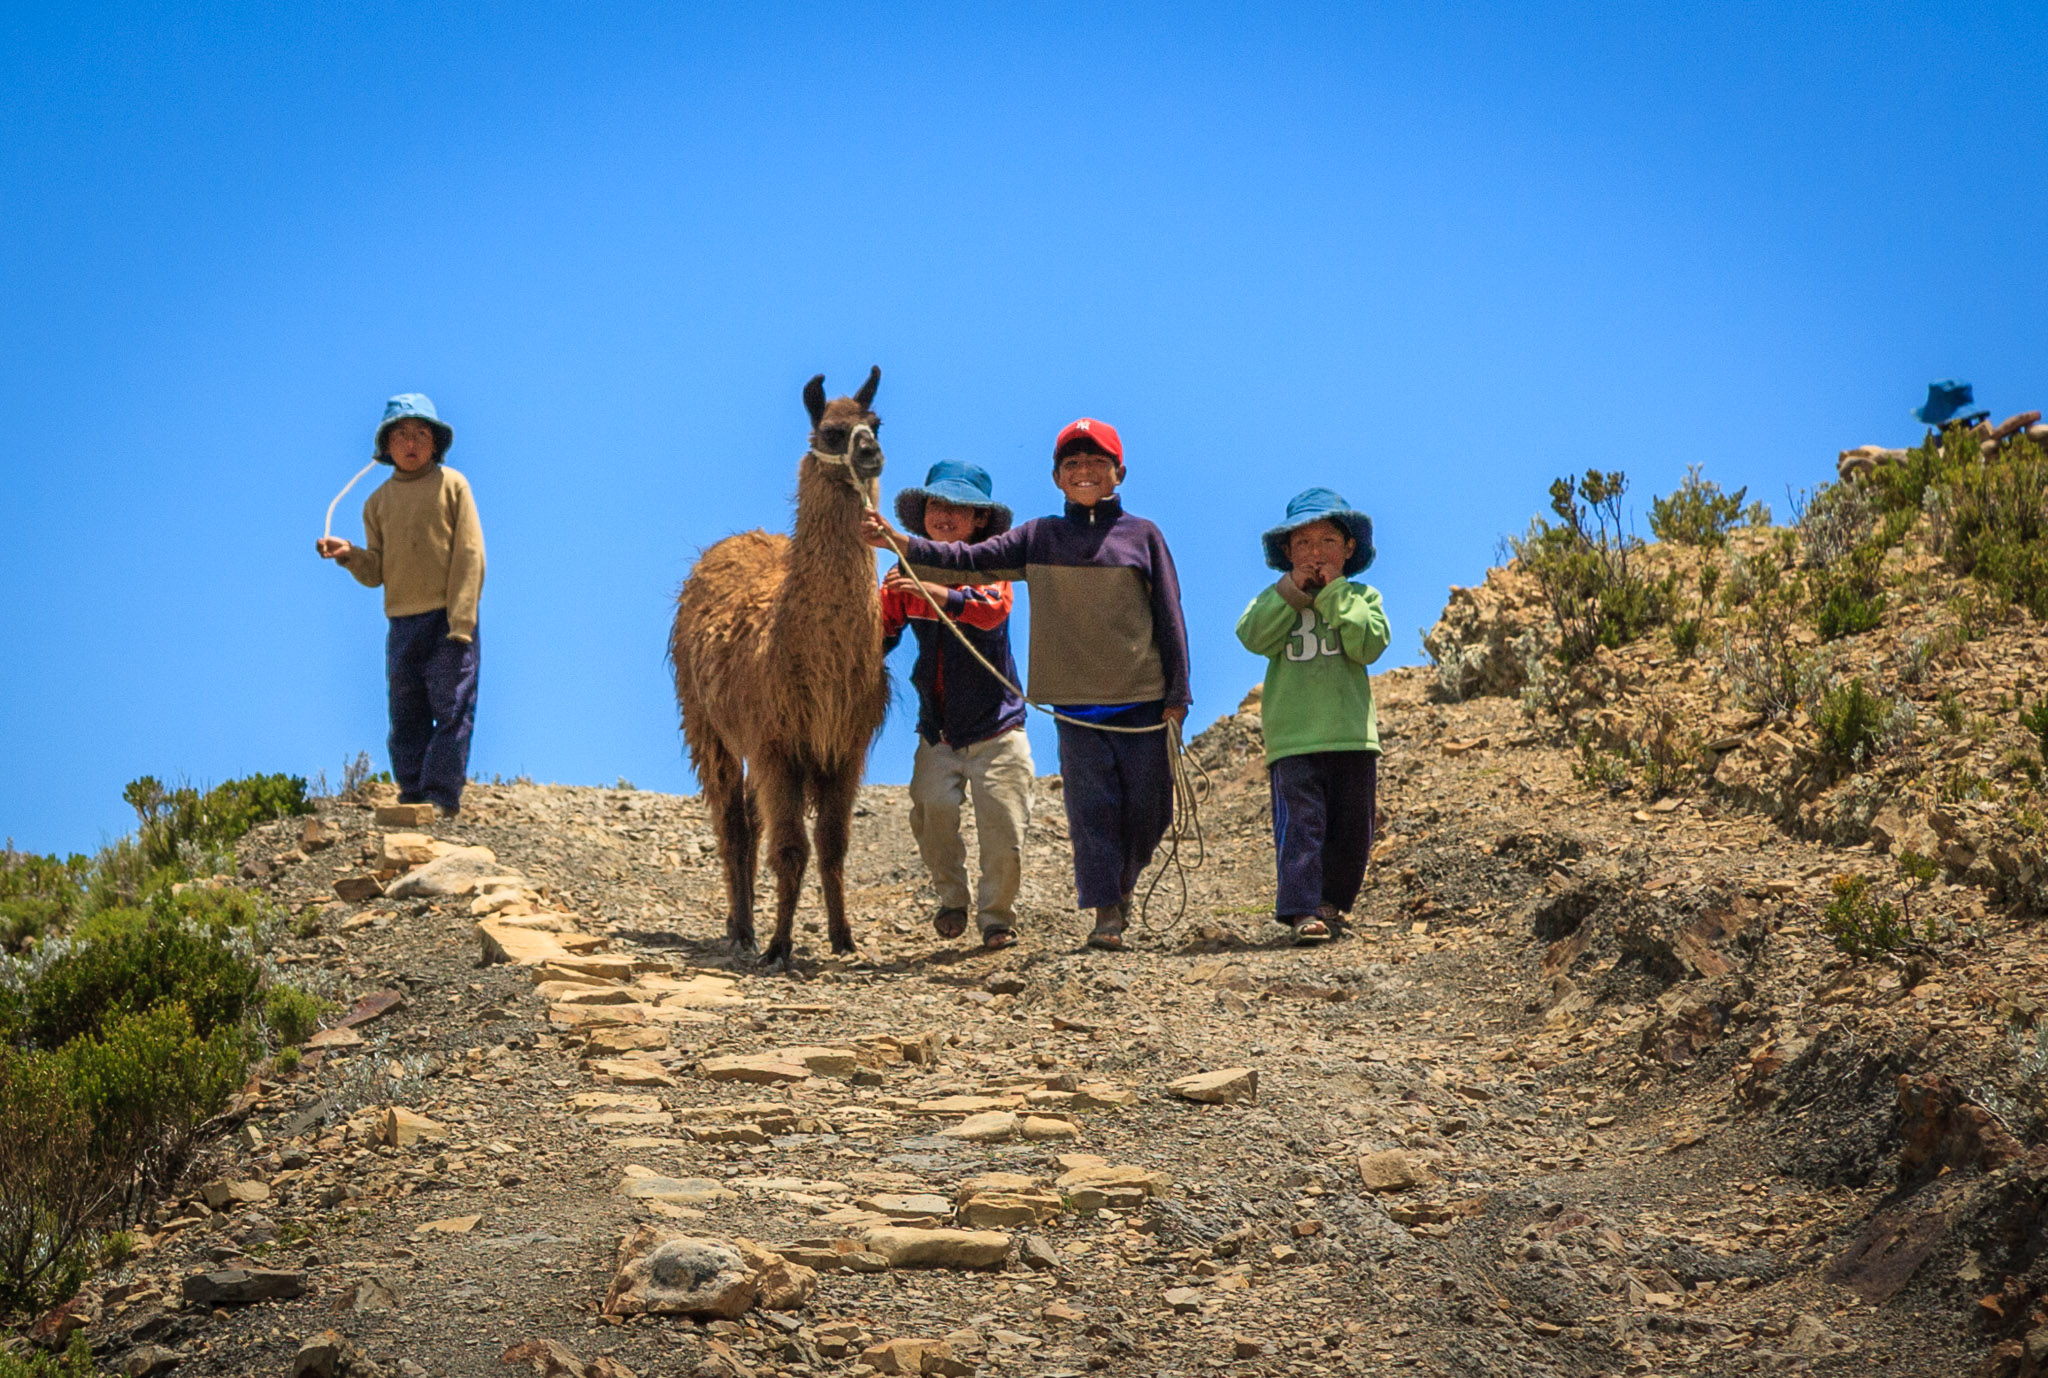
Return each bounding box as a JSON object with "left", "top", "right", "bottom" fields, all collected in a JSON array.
[{"left": 316, "top": 394, "right": 486, "bottom": 818}]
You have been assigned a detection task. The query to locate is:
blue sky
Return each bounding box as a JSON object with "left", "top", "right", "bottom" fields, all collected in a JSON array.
[{"left": 4, "top": 2, "right": 2045, "bottom": 855}]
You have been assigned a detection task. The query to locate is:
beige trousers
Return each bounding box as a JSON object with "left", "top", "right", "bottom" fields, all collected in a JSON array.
[{"left": 908, "top": 728, "right": 1034, "bottom": 933}]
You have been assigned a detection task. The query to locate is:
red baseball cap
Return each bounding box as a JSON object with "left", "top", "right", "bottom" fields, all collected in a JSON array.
[{"left": 1053, "top": 417, "right": 1123, "bottom": 463}]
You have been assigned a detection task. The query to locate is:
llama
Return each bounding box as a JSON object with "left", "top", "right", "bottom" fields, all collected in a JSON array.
[{"left": 669, "top": 368, "right": 891, "bottom": 967}]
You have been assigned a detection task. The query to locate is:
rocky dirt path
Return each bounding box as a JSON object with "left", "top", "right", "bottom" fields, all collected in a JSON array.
[{"left": 75, "top": 667, "right": 2027, "bottom": 1378}]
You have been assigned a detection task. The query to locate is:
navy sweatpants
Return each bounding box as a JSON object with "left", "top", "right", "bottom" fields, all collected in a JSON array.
[
  {"left": 1055, "top": 701, "right": 1173, "bottom": 910},
  {"left": 1269, "top": 750, "right": 1378, "bottom": 919},
  {"left": 386, "top": 609, "right": 479, "bottom": 811}
]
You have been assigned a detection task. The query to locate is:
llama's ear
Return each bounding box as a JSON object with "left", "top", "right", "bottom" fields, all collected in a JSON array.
[
  {"left": 854, "top": 365, "right": 880, "bottom": 410},
  {"left": 803, "top": 374, "right": 827, "bottom": 427}
]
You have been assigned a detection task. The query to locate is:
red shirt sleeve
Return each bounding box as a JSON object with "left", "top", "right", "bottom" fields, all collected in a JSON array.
[{"left": 953, "top": 580, "right": 1013, "bottom": 630}]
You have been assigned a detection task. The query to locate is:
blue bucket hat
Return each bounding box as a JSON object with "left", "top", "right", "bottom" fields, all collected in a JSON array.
[
  {"left": 374, "top": 393, "right": 454, "bottom": 464},
  {"left": 1913, "top": 379, "right": 1976, "bottom": 426},
  {"left": 1261, "top": 487, "right": 1375, "bottom": 577},
  {"left": 894, "top": 461, "right": 1013, "bottom": 538}
]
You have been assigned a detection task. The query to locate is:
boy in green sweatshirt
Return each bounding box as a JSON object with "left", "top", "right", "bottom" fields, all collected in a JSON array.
[{"left": 1235, "top": 488, "right": 1390, "bottom": 943}]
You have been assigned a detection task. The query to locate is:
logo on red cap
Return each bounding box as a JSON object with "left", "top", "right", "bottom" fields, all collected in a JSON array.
[{"left": 1054, "top": 417, "right": 1123, "bottom": 462}]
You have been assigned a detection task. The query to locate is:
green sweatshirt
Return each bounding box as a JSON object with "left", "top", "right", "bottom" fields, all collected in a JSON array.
[{"left": 1235, "top": 575, "right": 1391, "bottom": 763}]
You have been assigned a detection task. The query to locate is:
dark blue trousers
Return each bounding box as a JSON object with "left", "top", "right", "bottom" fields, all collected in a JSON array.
[
  {"left": 1270, "top": 750, "right": 1378, "bottom": 919},
  {"left": 386, "top": 609, "right": 479, "bottom": 811},
  {"left": 1055, "top": 702, "right": 1173, "bottom": 910}
]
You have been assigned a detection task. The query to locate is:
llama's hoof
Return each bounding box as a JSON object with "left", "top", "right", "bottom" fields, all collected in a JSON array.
[
  {"left": 758, "top": 939, "right": 796, "bottom": 972},
  {"left": 727, "top": 932, "right": 757, "bottom": 956},
  {"left": 828, "top": 932, "right": 858, "bottom": 957}
]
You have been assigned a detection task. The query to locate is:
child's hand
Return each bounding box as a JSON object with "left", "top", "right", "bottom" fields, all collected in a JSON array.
[
  {"left": 860, "top": 512, "right": 899, "bottom": 550},
  {"left": 1295, "top": 555, "right": 1338, "bottom": 592},
  {"left": 883, "top": 566, "right": 950, "bottom": 605},
  {"left": 316, "top": 537, "right": 352, "bottom": 560}
]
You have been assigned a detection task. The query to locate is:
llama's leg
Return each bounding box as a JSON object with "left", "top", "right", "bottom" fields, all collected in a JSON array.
[
  {"left": 695, "top": 740, "right": 756, "bottom": 952},
  {"left": 757, "top": 755, "right": 809, "bottom": 971},
  {"left": 810, "top": 761, "right": 862, "bottom": 956}
]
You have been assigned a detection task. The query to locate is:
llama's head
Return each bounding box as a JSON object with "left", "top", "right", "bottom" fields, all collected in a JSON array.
[{"left": 802, "top": 366, "right": 884, "bottom": 483}]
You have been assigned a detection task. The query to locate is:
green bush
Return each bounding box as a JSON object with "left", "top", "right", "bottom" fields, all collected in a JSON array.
[
  {"left": 123, "top": 773, "right": 311, "bottom": 874},
  {"left": 1814, "top": 574, "right": 1886, "bottom": 641},
  {"left": 64, "top": 1003, "right": 253, "bottom": 1208},
  {"left": 1668, "top": 617, "right": 1702, "bottom": 658},
  {"left": 1512, "top": 470, "right": 1675, "bottom": 664},
  {"left": 0, "top": 1051, "right": 112, "bottom": 1315},
  {"left": 263, "top": 984, "right": 328, "bottom": 1047},
  {"left": 1650, "top": 465, "right": 1748, "bottom": 547},
  {"left": 2022, "top": 697, "right": 2048, "bottom": 760},
  {"left": 1822, "top": 874, "right": 1911, "bottom": 961},
  {"left": 3, "top": 904, "right": 259, "bottom": 1051},
  {"left": 1815, "top": 677, "right": 1909, "bottom": 768},
  {"left": 0, "top": 853, "right": 92, "bottom": 955},
  {"left": 0, "top": 1333, "right": 97, "bottom": 1377}
]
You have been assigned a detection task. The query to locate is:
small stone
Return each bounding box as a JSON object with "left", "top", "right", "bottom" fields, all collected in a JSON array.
[
  {"left": 1042, "top": 1301, "right": 1084, "bottom": 1323},
  {"left": 291, "top": 1330, "right": 349, "bottom": 1378},
  {"left": 417, "top": 1214, "right": 480, "bottom": 1234},
  {"left": 593, "top": 1057, "right": 676, "bottom": 1087},
  {"left": 1164, "top": 1286, "right": 1202, "bottom": 1313},
  {"left": 860, "top": 1226, "right": 1012, "bottom": 1270},
  {"left": 956, "top": 1192, "right": 1062, "bottom": 1228},
  {"left": 698, "top": 1054, "right": 810, "bottom": 1084},
  {"left": 180, "top": 1267, "right": 305, "bottom": 1305},
  {"left": 842, "top": 1250, "right": 891, "bottom": 1273},
  {"left": 865, "top": 1193, "right": 953, "bottom": 1220},
  {"left": 1019, "top": 1115, "right": 1080, "bottom": 1141},
  {"left": 299, "top": 818, "right": 340, "bottom": 851},
  {"left": 1357, "top": 1148, "right": 1425, "bottom": 1193},
  {"left": 859, "top": 1338, "right": 954, "bottom": 1375},
  {"left": 124, "top": 1345, "right": 181, "bottom": 1377},
  {"left": 1168, "top": 1067, "right": 1258, "bottom": 1104},
  {"left": 1020, "top": 1235, "right": 1060, "bottom": 1271},
  {"left": 380, "top": 1107, "right": 446, "bottom": 1149},
  {"left": 347, "top": 1277, "right": 399, "bottom": 1312},
  {"left": 376, "top": 831, "right": 440, "bottom": 868},
  {"left": 478, "top": 921, "right": 573, "bottom": 966},
  {"left": 767, "top": 1045, "right": 862, "bottom": 1077},
  {"left": 604, "top": 1226, "right": 757, "bottom": 1318},
  {"left": 333, "top": 875, "right": 383, "bottom": 902},
  {"left": 939, "top": 1111, "right": 1018, "bottom": 1143},
  {"left": 374, "top": 803, "right": 436, "bottom": 826},
  {"left": 383, "top": 845, "right": 499, "bottom": 899},
  {"left": 617, "top": 1173, "right": 736, "bottom": 1209}
]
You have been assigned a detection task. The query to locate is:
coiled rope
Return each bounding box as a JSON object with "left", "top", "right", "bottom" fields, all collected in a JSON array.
[{"left": 813, "top": 439, "right": 1210, "bottom": 931}]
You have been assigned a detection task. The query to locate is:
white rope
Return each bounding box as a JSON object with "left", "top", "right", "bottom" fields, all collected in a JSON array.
[{"left": 323, "top": 460, "right": 379, "bottom": 541}]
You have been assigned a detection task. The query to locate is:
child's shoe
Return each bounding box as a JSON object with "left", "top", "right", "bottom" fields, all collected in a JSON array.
[{"left": 1085, "top": 906, "right": 1127, "bottom": 951}]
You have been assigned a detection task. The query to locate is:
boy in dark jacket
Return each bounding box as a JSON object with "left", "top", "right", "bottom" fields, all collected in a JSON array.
[
  {"left": 881, "top": 462, "right": 1034, "bottom": 950},
  {"left": 864, "top": 419, "right": 1190, "bottom": 951}
]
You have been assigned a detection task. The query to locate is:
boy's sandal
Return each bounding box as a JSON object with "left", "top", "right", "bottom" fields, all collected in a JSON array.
[
  {"left": 1085, "top": 911, "right": 1128, "bottom": 952},
  {"left": 932, "top": 907, "right": 970, "bottom": 941},
  {"left": 981, "top": 927, "right": 1016, "bottom": 951},
  {"left": 1289, "top": 915, "right": 1333, "bottom": 945}
]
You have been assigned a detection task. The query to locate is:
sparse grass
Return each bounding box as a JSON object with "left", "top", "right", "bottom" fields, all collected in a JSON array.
[
  {"left": 263, "top": 984, "right": 329, "bottom": 1048},
  {"left": 1814, "top": 678, "right": 1911, "bottom": 769},
  {"left": 1821, "top": 874, "right": 1911, "bottom": 961}
]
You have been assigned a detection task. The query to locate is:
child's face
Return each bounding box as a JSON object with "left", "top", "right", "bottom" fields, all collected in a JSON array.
[
  {"left": 1286, "top": 519, "right": 1356, "bottom": 582},
  {"left": 1054, "top": 449, "right": 1121, "bottom": 507},
  {"left": 923, "top": 498, "right": 986, "bottom": 543},
  {"left": 386, "top": 419, "right": 437, "bottom": 472}
]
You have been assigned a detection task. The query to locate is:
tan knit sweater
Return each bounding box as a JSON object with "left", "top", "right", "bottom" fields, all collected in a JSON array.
[{"left": 338, "top": 465, "right": 486, "bottom": 640}]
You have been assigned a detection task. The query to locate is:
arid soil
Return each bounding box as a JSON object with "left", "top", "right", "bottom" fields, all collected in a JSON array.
[{"left": 56, "top": 592, "right": 2048, "bottom": 1378}]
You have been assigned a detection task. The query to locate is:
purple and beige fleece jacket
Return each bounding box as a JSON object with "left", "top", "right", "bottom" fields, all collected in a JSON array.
[{"left": 899, "top": 495, "right": 1192, "bottom": 712}]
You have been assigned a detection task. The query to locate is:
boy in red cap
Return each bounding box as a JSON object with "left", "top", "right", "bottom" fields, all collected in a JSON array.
[{"left": 863, "top": 418, "right": 1191, "bottom": 951}]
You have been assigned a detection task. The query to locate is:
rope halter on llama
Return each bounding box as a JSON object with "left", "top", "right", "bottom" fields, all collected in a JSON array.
[{"left": 808, "top": 422, "right": 883, "bottom": 511}]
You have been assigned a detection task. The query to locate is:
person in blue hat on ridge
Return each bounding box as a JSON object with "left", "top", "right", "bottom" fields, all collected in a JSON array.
[
  {"left": 880, "top": 462, "right": 1034, "bottom": 949},
  {"left": 316, "top": 394, "right": 486, "bottom": 820},
  {"left": 1235, "top": 488, "right": 1389, "bottom": 944}
]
